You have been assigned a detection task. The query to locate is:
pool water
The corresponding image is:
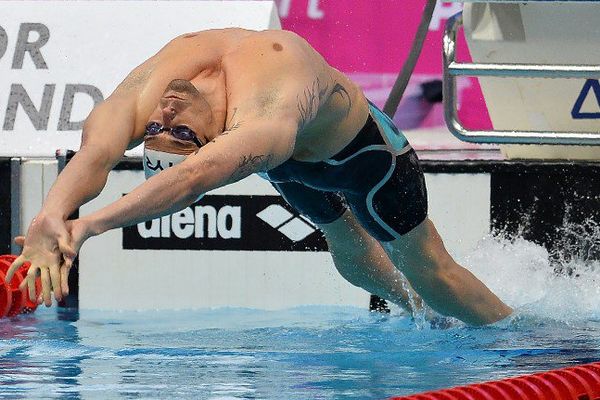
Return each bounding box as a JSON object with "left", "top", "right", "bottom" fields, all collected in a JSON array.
[{"left": 2, "top": 231, "right": 600, "bottom": 399}]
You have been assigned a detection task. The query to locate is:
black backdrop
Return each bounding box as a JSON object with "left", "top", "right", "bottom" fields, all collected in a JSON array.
[{"left": 0, "top": 160, "right": 11, "bottom": 255}]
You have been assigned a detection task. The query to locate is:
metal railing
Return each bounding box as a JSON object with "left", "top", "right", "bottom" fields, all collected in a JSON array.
[{"left": 443, "top": 12, "right": 600, "bottom": 145}]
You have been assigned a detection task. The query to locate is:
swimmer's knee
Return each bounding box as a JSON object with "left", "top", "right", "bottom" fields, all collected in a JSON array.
[
  {"left": 333, "top": 260, "right": 364, "bottom": 287},
  {"left": 382, "top": 218, "right": 454, "bottom": 273}
]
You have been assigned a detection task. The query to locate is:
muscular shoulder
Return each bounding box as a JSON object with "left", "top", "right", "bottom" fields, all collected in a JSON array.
[{"left": 222, "top": 30, "right": 331, "bottom": 118}]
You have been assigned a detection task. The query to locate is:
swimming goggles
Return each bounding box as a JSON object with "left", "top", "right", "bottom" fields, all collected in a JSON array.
[{"left": 145, "top": 122, "right": 203, "bottom": 148}]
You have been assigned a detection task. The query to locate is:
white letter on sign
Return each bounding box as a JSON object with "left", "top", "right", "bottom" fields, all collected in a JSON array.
[
  {"left": 138, "top": 219, "right": 160, "bottom": 239},
  {"left": 217, "top": 206, "right": 241, "bottom": 239},
  {"left": 307, "top": 0, "right": 324, "bottom": 19},
  {"left": 430, "top": 3, "right": 462, "bottom": 31},
  {"left": 195, "top": 206, "right": 217, "bottom": 238},
  {"left": 277, "top": 0, "right": 291, "bottom": 18},
  {"left": 172, "top": 208, "right": 195, "bottom": 239},
  {"left": 160, "top": 215, "right": 171, "bottom": 238}
]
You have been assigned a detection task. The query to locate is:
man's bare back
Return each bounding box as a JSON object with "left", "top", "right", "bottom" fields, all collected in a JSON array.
[{"left": 123, "top": 28, "right": 369, "bottom": 162}]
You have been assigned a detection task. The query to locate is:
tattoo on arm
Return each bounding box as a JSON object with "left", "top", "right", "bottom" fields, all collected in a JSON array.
[{"left": 225, "top": 153, "right": 273, "bottom": 183}]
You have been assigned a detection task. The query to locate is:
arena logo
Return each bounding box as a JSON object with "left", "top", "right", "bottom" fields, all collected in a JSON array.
[
  {"left": 123, "top": 195, "right": 328, "bottom": 252},
  {"left": 255, "top": 204, "right": 317, "bottom": 242},
  {"left": 138, "top": 205, "right": 242, "bottom": 240},
  {"left": 0, "top": 23, "right": 103, "bottom": 131}
]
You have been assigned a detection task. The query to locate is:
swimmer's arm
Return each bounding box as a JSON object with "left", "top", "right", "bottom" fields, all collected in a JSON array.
[
  {"left": 79, "top": 118, "right": 296, "bottom": 236},
  {"left": 40, "top": 95, "right": 139, "bottom": 220},
  {"left": 39, "top": 53, "right": 161, "bottom": 220},
  {"left": 15, "top": 93, "right": 140, "bottom": 305}
]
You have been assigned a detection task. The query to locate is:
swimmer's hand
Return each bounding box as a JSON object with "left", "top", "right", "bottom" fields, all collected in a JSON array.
[
  {"left": 64, "top": 218, "right": 95, "bottom": 260},
  {"left": 6, "top": 214, "right": 77, "bottom": 307}
]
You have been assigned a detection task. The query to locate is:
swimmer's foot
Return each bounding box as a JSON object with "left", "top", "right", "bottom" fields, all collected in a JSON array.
[
  {"left": 428, "top": 315, "right": 457, "bottom": 329},
  {"left": 414, "top": 308, "right": 458, "bottom": 329}
]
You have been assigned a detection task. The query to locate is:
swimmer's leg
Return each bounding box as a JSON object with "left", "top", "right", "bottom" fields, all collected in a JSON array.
[
  {"left": 343, "top": 146, "right": 511, "bottom": 325},
  {"left": 381, "top": 218, "right": 512, "bottom": 325},
  {"left": 317, "top": 209, "right": 425, "bottom": 315},
  {"left": 270, "top": 181, "right": 422, "bottom": 315}
]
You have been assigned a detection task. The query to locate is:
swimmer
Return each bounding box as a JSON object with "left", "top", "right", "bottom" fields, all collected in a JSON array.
[{"left": 6, "top": 28, "right": 512, "bottom": 325}]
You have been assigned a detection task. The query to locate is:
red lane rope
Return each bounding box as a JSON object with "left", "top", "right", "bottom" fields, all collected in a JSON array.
[
  {"left": 0, "top": 255, "right": 41, "bottom": 318},
  {"left": 390, "top": 362, "right": 600, "bottom": 400}
]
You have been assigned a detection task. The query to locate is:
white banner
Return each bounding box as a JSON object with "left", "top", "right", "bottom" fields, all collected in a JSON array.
[
  {"left": 0, "top": 0, "right": 280, "bottom": 157},
  {"left": 79, "top": 169, "right": 369, "bottom": 311}
]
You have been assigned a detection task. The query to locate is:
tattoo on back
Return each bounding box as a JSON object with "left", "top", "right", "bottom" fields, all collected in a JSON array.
[
  {"left": 225, "top": 108, "right": 242, "bottom": 132},
  {"left": 297, "top": 77, "right": 329, "bottom": 131},
  {"left": 296, "top": 79, "right": 352, "bottom": 130},
  {"left": 210, "top": 108, "right": 244, "bottom": 144},
  {"left": 332, "top": 82, "right": 352, "bottom": 115}
]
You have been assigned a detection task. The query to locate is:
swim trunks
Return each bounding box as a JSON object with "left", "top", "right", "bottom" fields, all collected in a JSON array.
[{"left": 263, "top": 101, "right": 428, "bottom": 242}]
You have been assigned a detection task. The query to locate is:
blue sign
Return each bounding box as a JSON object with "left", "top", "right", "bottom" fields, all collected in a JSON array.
[{"left": 572, "top": 79, "right": 600, "bottom": 119}]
